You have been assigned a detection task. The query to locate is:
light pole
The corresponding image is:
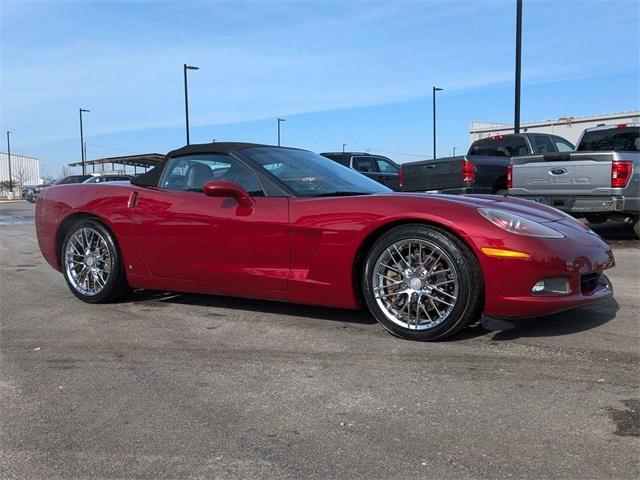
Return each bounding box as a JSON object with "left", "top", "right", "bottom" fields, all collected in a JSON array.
[
  {"left": 6, "top": 131, "right": 12, "bottom": 193},
  {"left": 79, "top": 108, "right": 90, "bottom": 175},
  {"left": 514, "top": 0, "right": 523, "bottom": 133},
  {"left": 183, "top": 64, "right": 199, "bottom": 145},
  {"left": 342, "top": 143, "right": 347, "bottom": 153},
  {"left": 453, "top": 146, "right": 457, "bottom": 157},
  {"left": 432, "top": 86, "right": 443, "bottom": 159},
  {"left": 277, "top": 118, "right": 286, "bottom": 146}
]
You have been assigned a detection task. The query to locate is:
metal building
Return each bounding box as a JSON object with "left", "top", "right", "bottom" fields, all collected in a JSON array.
[
  {"left": 470, "top": 110, "right": 640, "bottom": 146},
  {"left": 0, "top": 151, "right": 41, "bottom": 190}
]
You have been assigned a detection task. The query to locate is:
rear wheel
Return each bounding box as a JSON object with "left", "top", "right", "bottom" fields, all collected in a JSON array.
[
  {"left": 61, "top": 219, "right": 131, "bottom": 303},
  {"left": 633, "top": 217, "right": 639, "bottom": 240},
  {"left": 362, "top": 225, "right": 483, "bottom": 341}
]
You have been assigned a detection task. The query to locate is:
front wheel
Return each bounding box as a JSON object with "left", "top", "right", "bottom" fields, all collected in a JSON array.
[
  {"left": 61, "top": 219, "right": 131, "bottom": 303},
  {"left": 362, "top": 225, "right": 483, "bottom": 341}
]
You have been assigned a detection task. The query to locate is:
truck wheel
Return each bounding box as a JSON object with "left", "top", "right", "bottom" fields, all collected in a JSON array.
[
  {"left": 633, "top": 217, "right": 639, "bottom": 240},
  {"left": 586, "top": 214, "right": 607, "bottom": 225}
]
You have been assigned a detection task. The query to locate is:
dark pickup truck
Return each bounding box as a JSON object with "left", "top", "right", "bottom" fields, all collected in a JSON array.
[{"left": 399, "top": 133, "right": 574, "bottom": 194}]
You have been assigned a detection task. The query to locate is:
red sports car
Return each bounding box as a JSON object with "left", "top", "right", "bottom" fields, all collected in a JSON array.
[{"left": 35, "top": 143, "right": 615, "bottom": 340}]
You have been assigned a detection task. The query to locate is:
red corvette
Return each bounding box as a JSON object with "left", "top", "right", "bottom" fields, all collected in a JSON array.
[{"left": 35, "top": 143, "right": 615, "bottom": 340}]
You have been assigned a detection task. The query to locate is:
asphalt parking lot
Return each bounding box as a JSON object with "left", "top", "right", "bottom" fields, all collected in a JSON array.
[{"left": 1, "top": 200, "right": 638, "bottom": 479}]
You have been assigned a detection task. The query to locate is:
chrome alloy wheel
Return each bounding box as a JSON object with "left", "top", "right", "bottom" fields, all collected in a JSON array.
[
  {"left": 64, "top": 227, "right": 112, "bottom": 296},
  {"left": 373, "top": 239, "right": 459, "bottom": 330}
]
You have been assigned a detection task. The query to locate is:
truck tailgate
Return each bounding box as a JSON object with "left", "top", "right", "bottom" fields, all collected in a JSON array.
[
  {"left": 510, "top": 152, "right": 615, "bottom": 196},
  {"left": 402, "top": 156, "right": 465, "bottom": 191}
]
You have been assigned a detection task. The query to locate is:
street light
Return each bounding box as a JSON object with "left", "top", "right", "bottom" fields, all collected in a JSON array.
[
  {"left": 6, "top": 131, "right": 12, "bottom": 193},
  {"left": 514, "top": 0, "right": 523, "bottom": 133},
  {"left": 342, "top": 143, "right": 347, "bottom": 153},
  {"left": 183, "top": 64, "right": 199, "bottom": 145},
  {"left": 452, "top": 146, "right": 457, "bottom": 157},
  {"left": 432, "top": 86, "right": 443, "bottom": 159},
  {"left": 79, "top": 108, "right": 90, "bottom": 175},
  {"left": 277, "top": 118, "right": 286, "bottom": 146}
]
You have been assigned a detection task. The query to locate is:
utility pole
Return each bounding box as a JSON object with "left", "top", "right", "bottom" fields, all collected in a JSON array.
[
  {"left": 514, "top": 0, "right": 523, "bottom": 133},
  {"left": 183, "top": 64, "right": 199, "bottom": 144},
  {"left": 453, "top": 146, "right": 457, "bottom": 157},
  {"left": 432, "top": 86, "right": 443, "bottom": 159},
  {"left": 79, "top": 108, "right": 90, "bottom": 175},
  {"left": 6, "top": 131, "right": 12, "bottom": 192},
  {"left": 342, "top": 143, "right": 347, "bottom": 153},
  {"left": 277, "top": 118, "right": 286, "bottom": 146}
]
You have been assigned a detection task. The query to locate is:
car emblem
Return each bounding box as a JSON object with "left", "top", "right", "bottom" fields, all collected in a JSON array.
[{"left": 549, "top": 167, "right": 568, "bottom": 176}]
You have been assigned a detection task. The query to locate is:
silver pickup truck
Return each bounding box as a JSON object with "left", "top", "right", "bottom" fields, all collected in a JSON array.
[{"left": 508, "top": 124, "right": 640, "bottom": 238}]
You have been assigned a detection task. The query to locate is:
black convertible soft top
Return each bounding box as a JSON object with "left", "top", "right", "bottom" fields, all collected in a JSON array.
[{"left": 131, "top": 142, "right": 271, "bottom": 187}]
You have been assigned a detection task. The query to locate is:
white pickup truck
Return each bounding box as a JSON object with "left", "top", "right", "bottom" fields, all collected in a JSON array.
[{"left": 508, "top": 123, "right": 640, "bottom": 238}]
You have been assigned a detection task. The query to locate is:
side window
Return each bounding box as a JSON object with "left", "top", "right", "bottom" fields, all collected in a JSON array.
[
  {"left": 533, "top": 136, "right": 554, "bottom": 154},
  {"left": 502, "top": 137, "right": 529, "bottom": 156},
  {"left": 554, "top": 139, "right": 574, "bottom": 152},
  {"left": 352, "top": 157, "right": 376, "bottom": 173},
  {"left": 375, "top": 158, "right": 399, "bottom": 174},
  {"left": 161, "top": 154, "right": 264, "bottom": 196}
]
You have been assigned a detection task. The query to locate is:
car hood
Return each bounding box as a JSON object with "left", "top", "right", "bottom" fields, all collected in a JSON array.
[{"left": 391, "top": 193, "right": 566, "bottom": 223}]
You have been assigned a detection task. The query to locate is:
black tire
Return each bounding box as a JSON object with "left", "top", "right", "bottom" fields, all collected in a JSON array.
[
  {"left": 362, "top": 224, "right": 483, "bottom": 341},
  {"left": 61, "top": 218, "right": 131, "bottom": 303},
  {"left": 633, "top": 217, "right": 639, "bottom": 240}
]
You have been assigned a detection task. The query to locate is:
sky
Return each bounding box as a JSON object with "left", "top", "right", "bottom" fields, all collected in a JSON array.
[{"left": 1, "top": 0, "right": 639, "bottom": 177}]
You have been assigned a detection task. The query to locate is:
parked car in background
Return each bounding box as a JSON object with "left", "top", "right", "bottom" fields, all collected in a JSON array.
[
  {"left": 509, "top": 123, "right": 640, "bottom": 238},
  {"left": 320, "top": 152, "right": 401, "bottom": 190},
  {"left": 27, "top": 175, "right": 93, "bottom": 203},
  {"left": 399, "top": 133, "right": 574, "bottom": 194},
  {"left": 21, "top": 185, "right": 39, "bottom": 200},
  {"left": 83, "top": 174, "right": 132, "bottom": 184}
]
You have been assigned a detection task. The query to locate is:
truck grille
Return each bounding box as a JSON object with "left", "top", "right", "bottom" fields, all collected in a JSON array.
[{"left": 580, "top": 273, "right": 600, "bottom": 294}]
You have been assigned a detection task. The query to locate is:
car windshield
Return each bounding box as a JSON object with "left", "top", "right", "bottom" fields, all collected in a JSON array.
[{"left": 239, "top": 147, "right": 391, "bottom": 197}]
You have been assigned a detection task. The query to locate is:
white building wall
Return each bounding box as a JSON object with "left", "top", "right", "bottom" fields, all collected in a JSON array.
[
  {"left": 469, "top": 111, "right": 640, "bottom": 146},
  {"left": 0, "top": 152, "right": 41, "bottom": 186}
]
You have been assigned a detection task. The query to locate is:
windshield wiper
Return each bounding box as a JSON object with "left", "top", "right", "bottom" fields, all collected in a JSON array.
[{"left": 313, "top": 191, "right": 371, "bottom": 197}]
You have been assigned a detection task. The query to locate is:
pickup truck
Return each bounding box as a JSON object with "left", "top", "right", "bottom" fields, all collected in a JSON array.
[
  {"left": 320, "top": 152, "right": 401, "bottom": 190},
  {"left": 399, "top": 133, "right": 574, "bottom": 194},
  {"left": 508, "top": 123, "right": 640, "bottom": 238}
]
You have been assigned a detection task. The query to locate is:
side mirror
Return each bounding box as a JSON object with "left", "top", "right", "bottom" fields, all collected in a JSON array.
[{"left": 203, "top": 181, "right": 254, "bottom": 208}]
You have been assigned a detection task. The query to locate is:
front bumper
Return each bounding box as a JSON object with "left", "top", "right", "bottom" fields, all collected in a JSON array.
[{"left": 478, "top": 219, "right": 615, "bottom": 319}]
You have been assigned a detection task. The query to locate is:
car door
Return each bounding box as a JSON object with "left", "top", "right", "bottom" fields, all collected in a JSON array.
[
  {"left": 131, "top": 153, "right": 289, "bottom": 291},
  {"left": 351, "top": 156, "right": 382, "bottom": 183},
  {"left": 373, "top": 157, "right": 400, "bottom": 190}
]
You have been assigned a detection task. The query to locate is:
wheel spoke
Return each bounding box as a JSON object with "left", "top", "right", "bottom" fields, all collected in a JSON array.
[
  {"left": 373, "top": 238, "right": 458, "bottom": 331},
  {"left": 64, "top": 227, "right": 112, "bottom": 296}
]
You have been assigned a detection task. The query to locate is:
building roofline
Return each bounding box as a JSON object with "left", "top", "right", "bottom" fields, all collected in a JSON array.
[{"left": 470, "top": 110, "right": 640, "bottom": 133}]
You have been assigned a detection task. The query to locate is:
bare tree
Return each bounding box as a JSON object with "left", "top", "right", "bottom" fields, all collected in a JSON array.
[{"left": 12, "top": 163, "right": 31, "bottom": 189}]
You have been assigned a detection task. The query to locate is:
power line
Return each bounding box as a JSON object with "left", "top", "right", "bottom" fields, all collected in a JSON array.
[
  {"left": 359, "top": 147, "right": 427, "bottom": 158},
  {"left": 85, "top": 143, "right": 139, "bottom": 155}
]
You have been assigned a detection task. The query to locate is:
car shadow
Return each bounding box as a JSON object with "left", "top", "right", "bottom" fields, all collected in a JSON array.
[
  {"left": 126, "top": 290, "right": 619, "bottom": 339},
  {"left": 589, "top": 219, "right": 638, "bottom": 243},
  {"left": 125, "top": 289, "right": 377, "bottom": 325},
  {"left": 482, "top": 298, "right": 619, "bottom": 342}
]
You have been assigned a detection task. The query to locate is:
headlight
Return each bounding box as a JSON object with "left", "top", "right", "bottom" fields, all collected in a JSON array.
[{"left": 478, "top": 208, "right": 564, "bottom": 239}]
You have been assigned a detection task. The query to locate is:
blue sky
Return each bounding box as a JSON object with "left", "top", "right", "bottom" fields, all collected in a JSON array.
[{"left": 1, "top": 0, "right": 638, "bottom": 177}]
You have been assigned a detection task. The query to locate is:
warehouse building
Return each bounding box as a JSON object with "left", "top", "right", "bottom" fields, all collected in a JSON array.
[
  {"left": 469, "top": 110, "right": 640, "bottom": 146},
  {"left": 0, "top": 152, "right": 41, "bottom": 197}
]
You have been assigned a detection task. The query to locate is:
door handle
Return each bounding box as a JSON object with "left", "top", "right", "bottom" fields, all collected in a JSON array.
[{"left": 425, "top": 165, "right": 436, "bottom": 169}]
